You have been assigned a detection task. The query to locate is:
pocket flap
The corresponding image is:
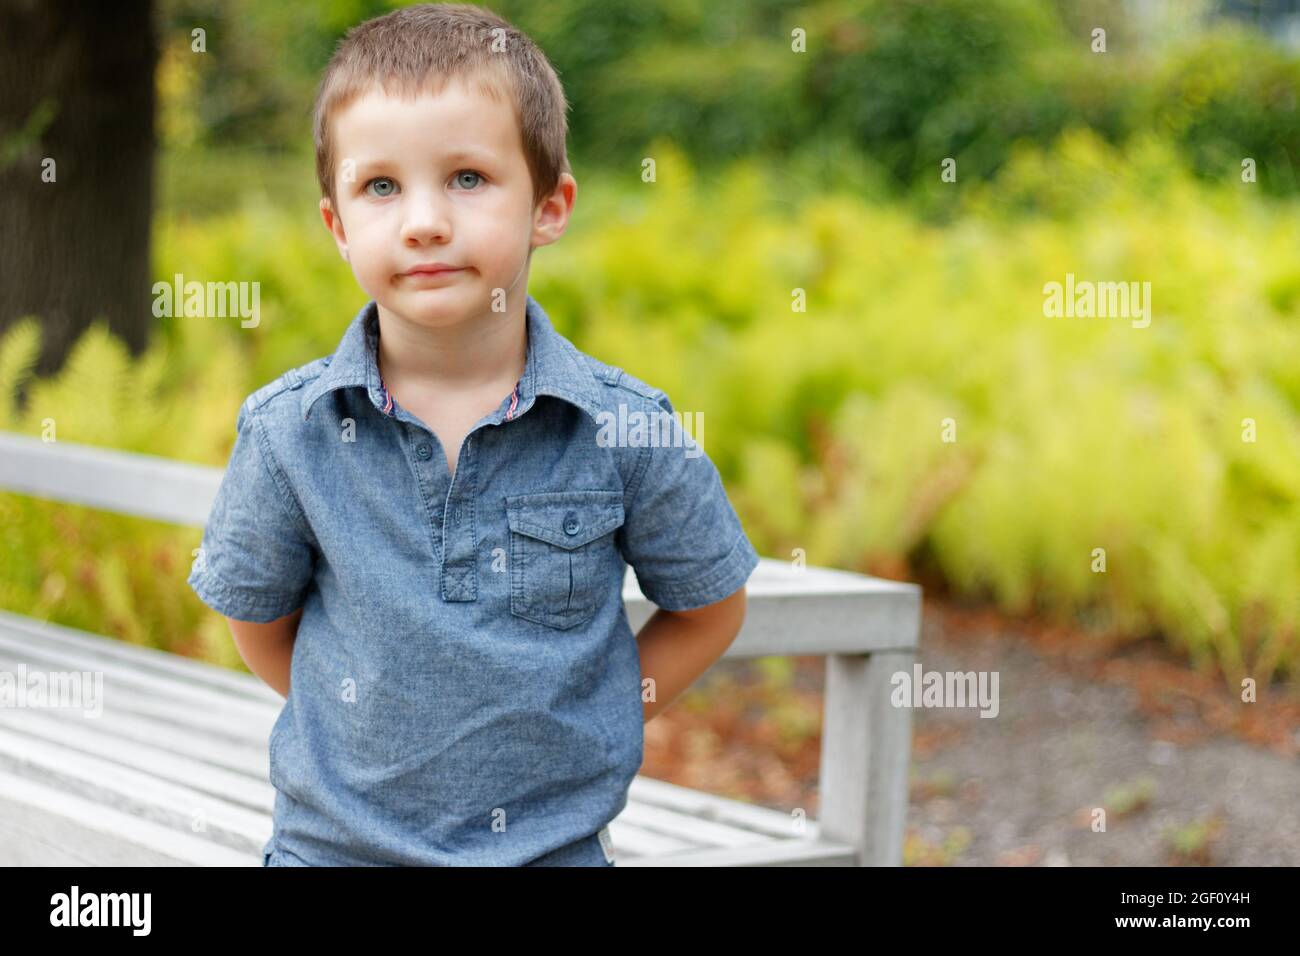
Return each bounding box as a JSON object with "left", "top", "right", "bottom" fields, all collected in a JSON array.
[{"left": 505, "top": 490, "right": 625, "bottom": 550}]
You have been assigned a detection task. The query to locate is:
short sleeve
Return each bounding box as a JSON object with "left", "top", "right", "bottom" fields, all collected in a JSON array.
[
  {"left": 619, "top": 393, "right": 760, "bottom": 611},
  {"left": 187, "top": 402, "right": 317, "bottom": 623}
]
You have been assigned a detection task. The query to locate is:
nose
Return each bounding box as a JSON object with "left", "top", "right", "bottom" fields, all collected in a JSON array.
[{"left": 400, "top": 185, "right": 451, "bottom": 246}]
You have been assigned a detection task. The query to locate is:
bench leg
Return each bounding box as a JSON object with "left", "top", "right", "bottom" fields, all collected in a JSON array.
[{"left": 818, "top": 649, "right": 917, "bottom": 866}]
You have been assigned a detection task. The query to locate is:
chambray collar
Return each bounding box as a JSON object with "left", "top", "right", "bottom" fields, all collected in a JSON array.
[{"left": 300, "top": 294, "right": 603, "bottom": 424}]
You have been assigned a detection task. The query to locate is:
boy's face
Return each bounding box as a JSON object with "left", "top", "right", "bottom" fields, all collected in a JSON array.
[{"left": 320, "top": 78, "right": 573, "bottom": 327}]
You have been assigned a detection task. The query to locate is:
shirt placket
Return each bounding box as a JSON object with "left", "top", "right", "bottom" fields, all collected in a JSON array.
[{"left": 375, "top": 355, "right": 533, "bottom": 606}]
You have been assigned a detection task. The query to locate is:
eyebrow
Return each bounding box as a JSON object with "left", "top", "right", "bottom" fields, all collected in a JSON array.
[
  {"left": 353, "top": 149, "right": 496, "bottom": 174},
  {"left": 439, "top": 148, "right": 496, "bottom": 165}
]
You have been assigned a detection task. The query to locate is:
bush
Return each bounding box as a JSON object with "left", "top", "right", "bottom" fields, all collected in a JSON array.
[{"left": 1143, "top": 26, "right": 1300, "bottom": 195}]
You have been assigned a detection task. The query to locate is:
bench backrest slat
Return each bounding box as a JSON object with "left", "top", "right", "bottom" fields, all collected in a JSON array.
[{"left": 0, "top": 433, "right": 221, "bottom": 526}]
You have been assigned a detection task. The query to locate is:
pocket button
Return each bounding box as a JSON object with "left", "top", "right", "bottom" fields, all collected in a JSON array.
[{"left": 563, "top": 512, "right": 581, "bottom": 536}]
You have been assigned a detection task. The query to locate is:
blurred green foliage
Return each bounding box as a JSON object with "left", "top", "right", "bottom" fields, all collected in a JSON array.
[
  {"left": 4, "top": 131, "right": 1300, "bottom": 686},
  {"left": 156, "top": 0, "right": 1300, "bottom": 196}
]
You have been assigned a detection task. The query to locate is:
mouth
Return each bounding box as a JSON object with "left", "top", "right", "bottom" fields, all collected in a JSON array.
[{"left": 401, "top": 265, "right": 465, "bottom": 279}]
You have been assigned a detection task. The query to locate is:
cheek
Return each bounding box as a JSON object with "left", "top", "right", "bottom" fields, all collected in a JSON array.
[
  {"left": 465, "top": 207, "right": 529, "bottom": 255},
  {"left": 339, "top": 220, "right": 394, "bottom": 287},
  {"left": 346, "top": 217, "right": 393, "bottom": 261}
]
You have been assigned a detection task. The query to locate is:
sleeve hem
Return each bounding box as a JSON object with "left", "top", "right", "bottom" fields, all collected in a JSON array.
[
  {"left": 636, "top": 532, "right": 760, "bottom": 612},
  {"left": 188, "top": 567, "right": 305, "bottom": 623}
]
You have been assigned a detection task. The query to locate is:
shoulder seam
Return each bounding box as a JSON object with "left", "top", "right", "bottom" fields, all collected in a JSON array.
[
  {"left": 244, "top": 358, "right": 331, "bottom": 414},
  {"left": 575, "top": 357, "right": 662, "bottom": 506},
  {"left": 594, "top": 368, "right": 667, "bottom": 405}
]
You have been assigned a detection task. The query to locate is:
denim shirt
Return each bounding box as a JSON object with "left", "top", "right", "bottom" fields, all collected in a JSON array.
[{"left": 187, "top": 294, "right": 760, "bottom": 866}]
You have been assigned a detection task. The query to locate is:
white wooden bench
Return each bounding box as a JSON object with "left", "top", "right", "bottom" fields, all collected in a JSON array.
[{"left": 0, "top": 431, "right": 920, "bottom": 866}]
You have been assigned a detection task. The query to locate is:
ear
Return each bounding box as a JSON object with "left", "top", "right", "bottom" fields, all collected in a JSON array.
[
  {"left": 530, "top": 173, "right": 576, "bottom": 252},
  {"left": 320, "top": 197, "right": 349, "bottom": 262}
]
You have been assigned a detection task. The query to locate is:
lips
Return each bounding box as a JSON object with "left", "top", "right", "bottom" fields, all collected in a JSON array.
[{"left": 402, "top": 265, "right": 463, "bottom": 277}]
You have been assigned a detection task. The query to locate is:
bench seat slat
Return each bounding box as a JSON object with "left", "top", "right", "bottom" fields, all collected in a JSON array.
[
  {"left": 0, "top": 709, "right": 273, "bottom": 807},
  {"left": 0, "top": 769, "right": 258, "bottom": 866},
  {"left": 614, "top": 800, "right": 781, "bottom": 848},
  {"left": 604, "top": 819, "right": 701, "bottom": 856},
  {"left": 0, "top": 725, "right": 272, "bottom": 849},
  {"left": 619, "top": 839, "right": 858, "bottom": 867},
  {"left": 0, "top": 608, "right": 281, "bottom": 702},
  {"left": 0, "top": 685, "right": 271, "bottom": 779},
  {"left": 0, "top": 634, "right": 280, "bottom": 740},
  {"left": 628, "top": 775, "right": 819, "bottom": 839}
]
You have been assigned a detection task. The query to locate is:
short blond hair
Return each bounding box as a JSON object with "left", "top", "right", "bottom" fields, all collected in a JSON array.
[{"left": 313, "top": 3, "right": 571, "bottom": 211}]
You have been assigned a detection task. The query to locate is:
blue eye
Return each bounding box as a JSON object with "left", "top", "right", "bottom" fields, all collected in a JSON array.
[
  {"left": 453, "top": 170, "right": 484, "bottom": 189},
  {"left": 365, "top": 177, "right": 397, "bottom": 197}
]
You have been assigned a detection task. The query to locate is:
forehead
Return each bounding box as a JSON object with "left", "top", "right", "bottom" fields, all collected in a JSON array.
[{"left": 331, "top": 76, "right": 522, "bottom": 161}]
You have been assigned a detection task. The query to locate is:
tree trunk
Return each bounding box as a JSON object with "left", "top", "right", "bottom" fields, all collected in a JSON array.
[{"left": 0, "top": 0, "right": 157, "bottom": 382}]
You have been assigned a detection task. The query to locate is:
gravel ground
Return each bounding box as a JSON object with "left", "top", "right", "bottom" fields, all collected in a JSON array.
[{"left": 905, "top": 607, "right": 1300, "bottom": 866}]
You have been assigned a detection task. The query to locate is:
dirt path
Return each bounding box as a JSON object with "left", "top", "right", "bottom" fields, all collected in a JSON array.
[
  {"left": 904, "top": 603, "right": 1300, "bottom": 865},
  {"left": 645, "top": 599, "right": 1300, "bottom": 866}
]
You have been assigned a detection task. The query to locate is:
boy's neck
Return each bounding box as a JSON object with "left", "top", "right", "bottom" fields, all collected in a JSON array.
[{"left": 374, "top": 295, "right": 528, "bottom": 398}]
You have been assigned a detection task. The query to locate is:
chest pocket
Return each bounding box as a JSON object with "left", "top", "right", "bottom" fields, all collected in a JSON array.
[{"left": 505, "top": 490, "right": 625, "bottom": 630}]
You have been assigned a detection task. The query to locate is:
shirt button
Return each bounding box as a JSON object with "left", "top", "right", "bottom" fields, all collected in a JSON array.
[
  {"left": 416, "top": 442, "right": 433, "bottom": 460},
  {"left": 563, "top": 511, "right": 581, "bottom": 536}
]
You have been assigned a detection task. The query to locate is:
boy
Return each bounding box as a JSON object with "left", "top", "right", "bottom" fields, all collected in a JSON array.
[{"left": 188, "top": 3, "right": 759, "bottom": 867}]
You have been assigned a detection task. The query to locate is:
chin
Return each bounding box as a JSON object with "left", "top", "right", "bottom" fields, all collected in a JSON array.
[{"left": 392, "top": 295, "right": 478, "bottom": 327}]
